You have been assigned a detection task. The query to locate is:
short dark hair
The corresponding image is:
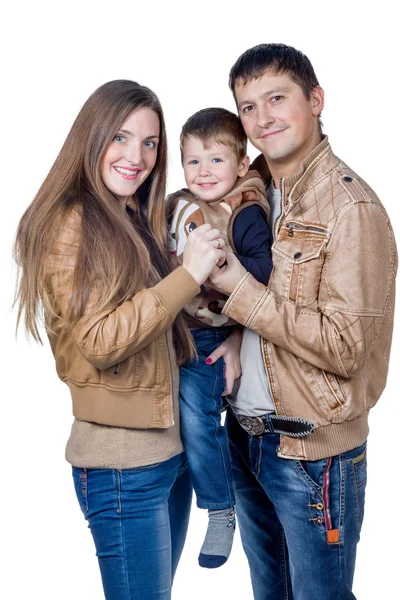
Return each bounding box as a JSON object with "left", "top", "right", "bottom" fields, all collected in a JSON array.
[
  {"left": 229, "top": 43, "right": 319, "bottom": 100},
  {"left": 180, "top": 107, "right": 247, "bottom": 162}
]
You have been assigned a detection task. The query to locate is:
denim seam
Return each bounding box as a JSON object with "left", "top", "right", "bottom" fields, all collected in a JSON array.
[
  {"left": 256, "top": 437, "right": 263, "bottom": 479},
  {"left": 293, "top": 460, "right": 325, "bottom": 498},
  {"left": 351, "top": 457, "right": 367, "bottom": 528},
  {"left": 279, "top": 524, "right": 290, "bottom": 600},
  {"left": 116, "top": 471, "right": 132, "bottom": 600},
  {"left": 337, "top": 458, "right": 345, "bottom": 546},
  {"left": 210, "top": 357, "right": 235, "bottom": 506},
  {"left": 82, "top": 468, "right": 88, "bottom": 515}
]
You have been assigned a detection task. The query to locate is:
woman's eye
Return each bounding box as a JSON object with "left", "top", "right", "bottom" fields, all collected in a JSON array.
[
  {"left": 113, "top": 135, "right": 125, "bottom": 142},
  {"left": 144, "top": 140, "right": 157, "bottom": 149}
]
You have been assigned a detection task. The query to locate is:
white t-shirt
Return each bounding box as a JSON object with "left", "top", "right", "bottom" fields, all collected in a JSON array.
[{"left": 228, "top": 181, "right": 281, "bottom": 416}]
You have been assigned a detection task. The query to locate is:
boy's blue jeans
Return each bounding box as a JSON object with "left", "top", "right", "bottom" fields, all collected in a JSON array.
[
  {"left": 226, "top": 410, "right": 367, "bottom": 600},
  {"left": 72, "top": 452, "right": 192, "bottom": 600},
  {"left": 179, "top": 327, "right": 235, "bottom": 509}
]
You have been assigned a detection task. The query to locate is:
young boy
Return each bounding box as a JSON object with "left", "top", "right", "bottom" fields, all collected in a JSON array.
[{"left": 168, "top": 108, "right": 273, "bottom": 568}]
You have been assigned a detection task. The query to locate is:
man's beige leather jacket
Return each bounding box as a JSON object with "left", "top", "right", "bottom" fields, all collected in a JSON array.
[
  {"left": 45, "top": 209, "right": 200, "bottom": 430},
  {"left": 223, "top": 136, "right": 397, "bottom": 460}
]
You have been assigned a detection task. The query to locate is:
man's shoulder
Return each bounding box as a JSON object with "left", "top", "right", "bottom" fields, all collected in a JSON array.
[{"left": 328, "top": 158, "right": 381, "bottom": 208}]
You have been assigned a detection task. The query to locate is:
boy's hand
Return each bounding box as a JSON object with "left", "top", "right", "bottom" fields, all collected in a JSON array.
[{"left": 208, "top": 247, "right": 247, "bottom": 295}]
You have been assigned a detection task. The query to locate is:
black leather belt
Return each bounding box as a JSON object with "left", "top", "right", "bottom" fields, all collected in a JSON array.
[{"left": 234, "top": 412, "right": 314, "bottom": 438}]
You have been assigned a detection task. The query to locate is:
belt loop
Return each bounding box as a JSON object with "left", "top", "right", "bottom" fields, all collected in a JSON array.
[{"left": 263, "top": 413, "right": 275, "bottom": 434}]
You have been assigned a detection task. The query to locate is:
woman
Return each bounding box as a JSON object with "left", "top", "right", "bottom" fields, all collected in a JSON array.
[{"left": 14, "top": 80, "right": 238, "bottom": 599}]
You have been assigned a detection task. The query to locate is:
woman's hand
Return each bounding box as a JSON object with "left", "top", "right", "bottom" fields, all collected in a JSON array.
[
  {"left": 205, "top": 327, "right": 242, "bottom": 395},
  {"left": 182, "top": 224, "right": 226, "bottom": 285}
]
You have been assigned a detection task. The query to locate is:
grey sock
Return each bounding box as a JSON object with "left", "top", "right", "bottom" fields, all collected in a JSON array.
[{"left": 198, "top": 507, "right": 236, "bottom": 568}]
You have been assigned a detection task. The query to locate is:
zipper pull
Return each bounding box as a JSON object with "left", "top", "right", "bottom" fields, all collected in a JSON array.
[{"left": 287, "top": 222, "right": 295, "bottom": 237}]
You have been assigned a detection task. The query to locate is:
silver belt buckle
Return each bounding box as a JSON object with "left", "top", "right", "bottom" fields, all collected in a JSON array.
[{"left": 238, "top": 415, "right": 265, "bottom": 436}]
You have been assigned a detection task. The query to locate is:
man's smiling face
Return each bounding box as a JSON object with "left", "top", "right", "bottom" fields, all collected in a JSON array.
[{"left": 235, "top": 69, "right": 324, "bottom": 172}]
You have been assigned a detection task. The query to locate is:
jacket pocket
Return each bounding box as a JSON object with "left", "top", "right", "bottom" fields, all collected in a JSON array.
[
  {"left": 101, "top": 341, "right": 160, "bottom": 390},
  {"left": 322, "top": 370, "right": 346, "bottom": 410},
  {"left": 272, "top": 221, "right": 328, "bottom": 306}
]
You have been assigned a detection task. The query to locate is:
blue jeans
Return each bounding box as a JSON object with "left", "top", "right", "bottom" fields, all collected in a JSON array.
[
  {"left": 72, "top": 452, "right": 192, "bottom": 600},
  {"left": 179, "top": 327, "right": 235, "bottom": 509},
  {"left": 226, "top": 411, "right": 367, "bottom": 600}
]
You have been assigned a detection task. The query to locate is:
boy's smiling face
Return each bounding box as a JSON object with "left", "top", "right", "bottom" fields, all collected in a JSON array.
[{"left": 182, "top": 135, "right": 249, "bottom": 202}]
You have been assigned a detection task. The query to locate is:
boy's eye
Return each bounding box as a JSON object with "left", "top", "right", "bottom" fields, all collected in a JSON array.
[
  {"left": 188, "top": 159, "right": 199, "bottom": 165},
  {"left": 211, "top": 158, "right": 222, "bottom": 163}
]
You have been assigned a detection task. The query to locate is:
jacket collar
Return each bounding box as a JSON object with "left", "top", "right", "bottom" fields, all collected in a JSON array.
[{"left": 250, "top": 135, "right": 340, "bottom": 208}]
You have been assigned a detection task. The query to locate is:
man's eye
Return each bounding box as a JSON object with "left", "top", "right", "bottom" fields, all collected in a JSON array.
[
  {"left": 242, "top": 105, "right": 254, "bottom": 114},
  {"left": 271, "top": 95, "right": 284, "bottom": 102}
]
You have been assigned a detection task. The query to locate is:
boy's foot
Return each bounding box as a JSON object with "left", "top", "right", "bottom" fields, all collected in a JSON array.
[{"left": 198, "top": 507, "right": 236, "bottom": 568}]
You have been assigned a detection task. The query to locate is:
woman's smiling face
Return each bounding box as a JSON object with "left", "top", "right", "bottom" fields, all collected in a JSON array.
[{"left": 100, "top": 107, "right": 160, "bottom": 202}]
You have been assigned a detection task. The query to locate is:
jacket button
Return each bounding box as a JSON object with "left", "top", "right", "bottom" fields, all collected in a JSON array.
[
  {"left": 343, "top": 176, "right": 353, "bottom": 182},
  {"left": 294, "top": 252, "right": 302, "bottom": 259}
]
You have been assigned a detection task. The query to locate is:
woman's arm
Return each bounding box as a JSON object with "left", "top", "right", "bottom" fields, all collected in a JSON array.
[
  {"left": 47, "top": 211, "right": 224, "bottom": 370},
  {"left": 205, "top": 326, "right": 242, "bottom": 395}
]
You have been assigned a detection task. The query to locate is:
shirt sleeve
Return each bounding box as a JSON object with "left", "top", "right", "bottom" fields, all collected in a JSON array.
[{"left": 232, "top": 204, "right": 273, "bottom": 285}]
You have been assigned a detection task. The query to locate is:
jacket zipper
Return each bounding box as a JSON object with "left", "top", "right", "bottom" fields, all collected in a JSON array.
[
  {"left": 267, "top": 177, "right": 284, "bottom": 416},
  {"left": 287, "top": 222, "right": 326, "bottom": 237},
  {"left": 273, "top": 178, "right": 285, "bottom": 240},
  {"left": 260, "top": 337, "right": 278, "bottom": 414},
  {"left": 165, "top": 333, "right": 175, "bottom": 425}
]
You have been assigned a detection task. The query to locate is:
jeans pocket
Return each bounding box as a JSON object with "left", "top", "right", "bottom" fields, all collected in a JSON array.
[
  {"left": 72, "top": 467, "right": 88, "bottom": 516},
  {"left": 351, "top": 448, "right": 367, "bottom": 527}
]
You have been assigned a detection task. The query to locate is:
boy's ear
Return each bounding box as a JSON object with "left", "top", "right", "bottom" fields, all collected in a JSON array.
[{"left": 238, "top": 155, "right": 250, "bottom": 177}]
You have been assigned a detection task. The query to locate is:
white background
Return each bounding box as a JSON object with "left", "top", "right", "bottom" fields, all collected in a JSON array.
[{"left": 2, "top": 1, "right": 399, "bottom": 598}]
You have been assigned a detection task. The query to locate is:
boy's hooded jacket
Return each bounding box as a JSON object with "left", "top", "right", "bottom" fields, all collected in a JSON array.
[{"left": 167, "top": 170, "right": 269, "bottom": 328}]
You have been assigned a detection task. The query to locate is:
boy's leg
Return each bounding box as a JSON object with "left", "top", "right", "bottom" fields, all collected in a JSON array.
[{"left": 179, "top": 328, "right": 236, "bottom": 567}]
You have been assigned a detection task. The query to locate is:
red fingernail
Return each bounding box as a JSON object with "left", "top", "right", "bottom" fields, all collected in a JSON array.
[{"left": 205, "top": 358, "right": 212, "bottom": 364}]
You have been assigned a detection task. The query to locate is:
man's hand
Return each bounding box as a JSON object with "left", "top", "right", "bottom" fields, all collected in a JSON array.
[{"left": 208, "top": 247, "right": 247, "bottom": 295}]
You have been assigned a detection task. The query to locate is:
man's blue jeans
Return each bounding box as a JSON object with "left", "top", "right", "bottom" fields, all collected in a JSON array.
[
  {"left": 226, "top": 411, "right": 367, "bottom": 600},
  {"left": 72, "top": 452, "right": 192, "bottom": 600},
  {"left": 179, "top": 327, "right": 235, "bottom": 509}
]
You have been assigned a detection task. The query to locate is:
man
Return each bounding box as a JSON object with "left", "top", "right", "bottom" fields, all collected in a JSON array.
[{"left": 209, "top": 44, "right": 397, "bottom": 599}]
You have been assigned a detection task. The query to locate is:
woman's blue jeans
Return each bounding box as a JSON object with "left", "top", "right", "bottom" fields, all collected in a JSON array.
[{"left": 72, "top": 452, "right": 192, "bottom": 600}]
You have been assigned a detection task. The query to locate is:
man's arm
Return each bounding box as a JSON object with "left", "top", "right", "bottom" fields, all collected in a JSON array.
[{"left": 211, "top": 202, "right": 397, "bottom": 378}]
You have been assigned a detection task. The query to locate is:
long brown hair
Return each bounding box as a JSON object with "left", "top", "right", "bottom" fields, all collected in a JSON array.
[{"left": 14, "top": 79, "right": 194, "bottom": 363}]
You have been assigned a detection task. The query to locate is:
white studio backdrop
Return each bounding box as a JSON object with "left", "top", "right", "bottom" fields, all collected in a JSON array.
[{"left": 2, "top": 1, "right": 399, "bottom": 598}]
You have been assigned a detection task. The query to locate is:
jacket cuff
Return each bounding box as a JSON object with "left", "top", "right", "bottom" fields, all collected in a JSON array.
[
  {"left": 223, "top": 272, "right": 271, "bottom": 326},
  {"left": 153, "top": 266, "right": 201, "bottom": 318}
]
